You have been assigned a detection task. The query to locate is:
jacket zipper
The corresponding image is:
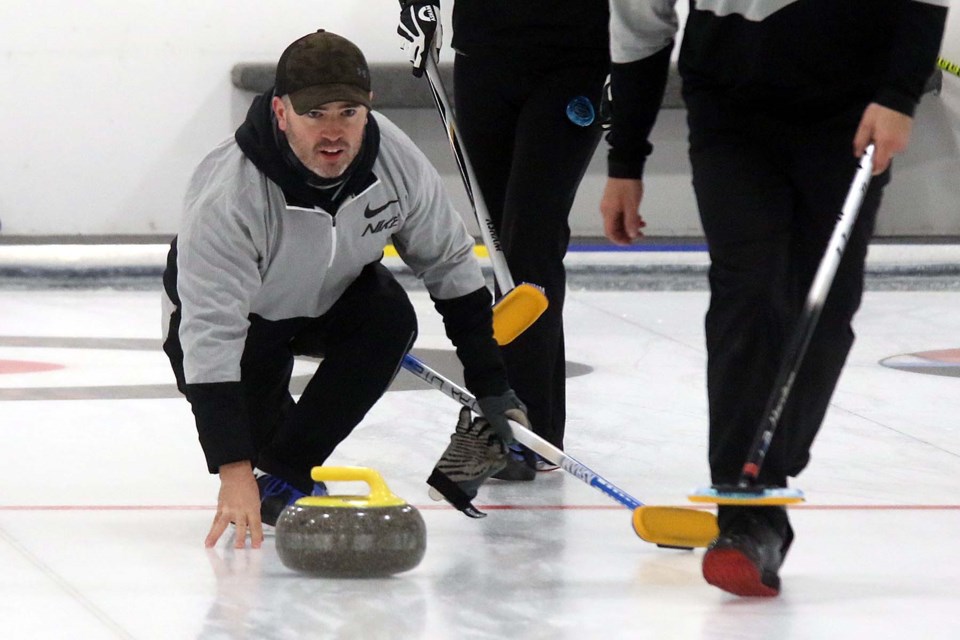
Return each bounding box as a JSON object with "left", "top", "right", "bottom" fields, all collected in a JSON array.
[{"left": 328, "top": 214, "right": 337, "bottom": 268}]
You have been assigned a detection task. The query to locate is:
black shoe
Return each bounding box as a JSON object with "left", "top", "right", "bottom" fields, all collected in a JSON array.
[
  {"left": 701, "top": 506, "right": 794, "bottom": 597},
  {"left": 256, "top": 474, "right": 327, "bottom": 527},
  {"left": 491, "top": 444, "right": 537, "bottom": 481}
]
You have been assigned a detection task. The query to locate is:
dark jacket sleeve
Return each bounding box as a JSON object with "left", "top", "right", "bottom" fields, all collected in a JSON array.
[
  {"left": 432, "top": 286, "right": 511, "bottom": 399},
  {"left": 875, "top": 1, "right": 948, "bottom": 117},
  {"left": 606, "top": 44, "right": 673, "bottom": 180},
  {"left": 185, "top": 383, "right": 257, "bottom": 473},
  {"left": 163, "top": 238, "right": 257, "bottom": 474}
]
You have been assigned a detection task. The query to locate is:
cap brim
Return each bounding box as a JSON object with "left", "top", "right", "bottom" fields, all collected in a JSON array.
[{"left": 289, "top": 84, "right": 371, "bottom": 114}]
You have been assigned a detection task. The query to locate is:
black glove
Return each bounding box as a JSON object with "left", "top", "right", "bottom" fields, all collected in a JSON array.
[
  {"left": 397, "top": 0, "right": 442, "bottom": 77},
  {"left": 477, "top": 390, "right": 528, "bottom": 444}
]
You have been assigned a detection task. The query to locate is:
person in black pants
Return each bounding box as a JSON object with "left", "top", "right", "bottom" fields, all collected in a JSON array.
[
  {"left": 398, "top": 0, "right": 610, "bottom": 479},
  {"left": 600, "top": 1, "right": 947, "bottom": 596}
]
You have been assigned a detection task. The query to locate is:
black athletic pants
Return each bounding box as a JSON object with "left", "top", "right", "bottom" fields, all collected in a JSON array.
[
  {"left": 453, "top": 50, "right": 607, "bottom": 448},
  {"left": 166, "top": 262, "right": 417, "bottom": 492},
  {"left": 685, "top": 93, "right": 889, "bottom": 489}
]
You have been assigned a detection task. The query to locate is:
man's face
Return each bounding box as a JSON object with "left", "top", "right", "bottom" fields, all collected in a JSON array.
[{"left": 273, "top": 96, "right": 369, "bottom": 179}]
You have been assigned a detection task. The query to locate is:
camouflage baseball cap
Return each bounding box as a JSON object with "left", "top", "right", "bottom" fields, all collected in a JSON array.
[{"left": 275, "top": 30, "right": 372, "bottom": 114}]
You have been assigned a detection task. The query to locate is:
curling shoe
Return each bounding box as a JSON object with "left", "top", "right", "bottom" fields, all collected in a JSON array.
[
  {"left": 256, "top": 473, "right": 328, "bottom": 528},
  {"left": 701, "top": 506, "right": 794, "bottom": 597},
  {"left": 535, "top": 455, "right": 560, "bottom": 472},
  {"left": 491, "top": 443, "right": 537, "bottom": 481}
]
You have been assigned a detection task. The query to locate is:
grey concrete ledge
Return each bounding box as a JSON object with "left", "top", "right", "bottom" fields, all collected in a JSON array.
[
  {"left": 232, "top": 62, "right": 456, "bottom": 109},
  {"left": 231, "top": 61, "right": 688, "bottom": 110},
  {"left": 231, "top": 63, "right": 940, "bottom": 111},
  {"left": 1, "top": 243, "right": 958, "bottom": 291}
]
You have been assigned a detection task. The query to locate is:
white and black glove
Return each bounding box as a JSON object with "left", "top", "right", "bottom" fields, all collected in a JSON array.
[
  {"left": 477, "top": 390, "right": 528, "bottom": 444},
  {"left": 397, "top": 0, "right": 441, "bottom": 77},
  {"left": 599, "top": 74, "right": 613, "bottom": 131}
]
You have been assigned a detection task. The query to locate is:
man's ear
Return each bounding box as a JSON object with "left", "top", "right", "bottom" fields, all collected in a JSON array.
[{"left": 272, "top": 95, "right": 288, "bottom": 131}]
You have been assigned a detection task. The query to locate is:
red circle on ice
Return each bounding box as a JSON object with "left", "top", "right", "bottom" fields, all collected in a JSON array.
[
  {"left": 0, "top": 360, "right": 66, "bottom": 374},
  {"left": 879, "top": 347, "right": 960, "bottom": 378}
]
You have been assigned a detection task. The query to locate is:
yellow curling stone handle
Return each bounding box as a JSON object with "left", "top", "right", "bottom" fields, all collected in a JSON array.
[{"left": 295, "top": 466, "right": 408, "bottom": 509}]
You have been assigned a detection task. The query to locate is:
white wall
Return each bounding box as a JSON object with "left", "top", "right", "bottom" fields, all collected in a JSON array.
[
  {"left": 0, "top": 1, "right": 419, "bottom": 236},
  {"left": 0, "top": 1, "right": 957, "bottom": 237}
]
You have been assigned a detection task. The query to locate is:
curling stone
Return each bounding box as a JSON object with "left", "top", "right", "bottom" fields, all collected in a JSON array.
[{"left": 275, "top": 466, "right": 426, "bottom": 578}]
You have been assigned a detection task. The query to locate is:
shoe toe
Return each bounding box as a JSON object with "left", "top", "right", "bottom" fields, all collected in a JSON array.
[{"left": 702, "top": 538, "right": 781, "bottom": 597}]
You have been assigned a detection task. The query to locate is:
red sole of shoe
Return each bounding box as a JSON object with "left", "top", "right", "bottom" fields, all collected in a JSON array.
[{"left": 702, "top": 547, "right": 779, "bottom": 597}]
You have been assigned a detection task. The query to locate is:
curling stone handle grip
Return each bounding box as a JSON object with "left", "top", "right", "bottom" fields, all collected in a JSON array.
[{"left": 309, "top": 466, "right": 399, "bottom": 503}]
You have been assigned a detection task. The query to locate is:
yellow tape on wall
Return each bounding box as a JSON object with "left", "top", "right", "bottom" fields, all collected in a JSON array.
[
  {"left": 938, "top": 57, "right": 960, "bottom": 78},
  {"left": 384, "top": 245, "right": 490, "bottom": 258}
]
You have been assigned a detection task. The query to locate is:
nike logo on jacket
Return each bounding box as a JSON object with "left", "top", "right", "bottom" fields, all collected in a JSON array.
[{"left": 364, "top": 199, "right": 399, "bottom": 218}]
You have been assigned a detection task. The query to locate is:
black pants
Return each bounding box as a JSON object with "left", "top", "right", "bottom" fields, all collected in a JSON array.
[
  {"left": 685, "top": 94, "right": 889, "bottom": 488},
  {"left": 454, "top": 50, "right": 607, "bottom": 448},
  {"left": 166, "top": 262, "right": 417, "bottom": 491}
]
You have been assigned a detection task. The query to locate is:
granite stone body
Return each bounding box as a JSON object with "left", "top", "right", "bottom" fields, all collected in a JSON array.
[{"left": 275, "top": 502, "right": 427, "bottom": 577}]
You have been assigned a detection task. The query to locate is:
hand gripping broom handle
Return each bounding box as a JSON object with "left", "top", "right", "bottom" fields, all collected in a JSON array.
[
  {"left": 738, "top": 144, "right": 875, "bottom": 486},
  {"left": 404, "top": 353, "right": 720, "bottom": 548},
  {"left": 401, "top": 353, "right": 644, "bottom": 510},
  {"left": 423, "top": 53, "right": 516, "bottom": 293}
]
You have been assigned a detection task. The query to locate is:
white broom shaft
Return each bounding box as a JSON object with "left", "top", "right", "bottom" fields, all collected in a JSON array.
[
  {"left": 423, "top": 54, "right": 517, "bottom": 292},
  {"left": 806, "top": 144, "right": 875, "bottom": 308},
  {"left": 400, "top": 354, "right": 645, "bottom": 510}
]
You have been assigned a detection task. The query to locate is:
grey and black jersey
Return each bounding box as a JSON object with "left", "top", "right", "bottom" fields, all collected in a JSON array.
[{"left": 606, "top": 0, "right": 950, "bottom": 178}]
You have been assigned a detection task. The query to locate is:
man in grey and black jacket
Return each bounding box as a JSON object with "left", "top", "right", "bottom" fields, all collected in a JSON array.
[{"left": 162, "top": 30, "right": 525, "bottom": 549}]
